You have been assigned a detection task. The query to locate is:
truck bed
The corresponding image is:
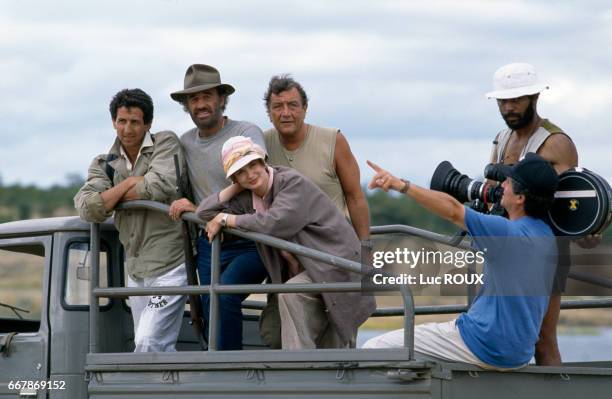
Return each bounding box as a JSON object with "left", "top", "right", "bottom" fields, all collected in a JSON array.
[{"left": 84, "top": 350, "right": 612, "bottom": 399}]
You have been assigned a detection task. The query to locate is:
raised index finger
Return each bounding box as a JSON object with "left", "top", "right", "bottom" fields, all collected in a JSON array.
[{"left": 366, "top": 160, "right": 383, "bottom": 173}]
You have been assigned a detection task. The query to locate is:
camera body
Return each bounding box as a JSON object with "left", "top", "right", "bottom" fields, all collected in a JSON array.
[
  {"left": 430, "top": 161, "right": 612, "bottom": 236},
  {"left": 430, "top": 161, "right": 508, "bottom": 214}
]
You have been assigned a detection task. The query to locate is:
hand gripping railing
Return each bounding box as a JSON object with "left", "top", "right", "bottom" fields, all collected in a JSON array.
[{"left": 88, "top": 200, "right": 415, "bottom": 358}]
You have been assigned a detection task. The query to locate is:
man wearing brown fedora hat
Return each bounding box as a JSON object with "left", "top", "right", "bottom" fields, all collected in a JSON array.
[{"left": 169, "top": 64, "right": 268, "bottom": 350}]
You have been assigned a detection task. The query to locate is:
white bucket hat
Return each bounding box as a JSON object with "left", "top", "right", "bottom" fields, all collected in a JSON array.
[
  {"left": 485, "top": 63, "right": 549, "bottom": 99},
  {"left": 221, "top": 136, "right": 267, "bottom": 178}
]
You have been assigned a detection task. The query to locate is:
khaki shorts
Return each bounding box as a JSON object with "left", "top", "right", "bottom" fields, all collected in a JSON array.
[{"left": 362, "top": 320, "right": 526, "bottom": 371}]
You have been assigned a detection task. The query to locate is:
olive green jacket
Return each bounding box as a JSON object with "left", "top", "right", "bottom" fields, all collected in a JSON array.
[{"left": 74, "top": 131, "right": 184, "bottom": 279}]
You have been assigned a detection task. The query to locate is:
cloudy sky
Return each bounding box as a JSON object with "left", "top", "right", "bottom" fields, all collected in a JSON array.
[{"left": 1, "top": 0, "right": 611, "bottom": 188}]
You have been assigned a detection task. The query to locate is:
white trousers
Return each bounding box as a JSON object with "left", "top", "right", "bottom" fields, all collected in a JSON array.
[
  {"left": 127, "top": 264, "right": 188, "bottom": 352},
  {"left": 362, "top": 320, "right": 523, "bottom": 371}
]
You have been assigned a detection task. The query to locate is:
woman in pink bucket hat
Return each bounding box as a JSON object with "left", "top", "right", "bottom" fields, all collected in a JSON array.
[{"left": 197, "top": 136, "right": 375, "bottom": 349}]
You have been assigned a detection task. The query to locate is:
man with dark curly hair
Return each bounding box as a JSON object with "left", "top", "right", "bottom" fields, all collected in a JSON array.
[{"left": 75, "top": 88, "right": 187, "bottom": 352}]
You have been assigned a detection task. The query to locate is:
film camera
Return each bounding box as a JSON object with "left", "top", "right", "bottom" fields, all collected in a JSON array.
[
  {"left": 429, "top": 161, "right": 511, "bottom": 215},
  {"left": 430, "top": 161, "right": 611, "bottom": 237}
]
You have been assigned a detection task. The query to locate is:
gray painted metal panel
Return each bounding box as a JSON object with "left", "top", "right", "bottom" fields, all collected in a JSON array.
[
  {"left": 84, "top": 362, "right": 612, "bottom": 399},
  {"left": 86, "top": 349, "right": 416, "bottom": 365},
  {"left": 87, "top": 367, "right": 436, "bottom": 399},
  {"left": 0, "top": 216, "right": 115, "bottom": 237},
  {"left": 48, "top": 230, "right": 132, "bottom": 398},
  {"left": 442, "top": 367, "right": 612, "bottom": 399},
  {"left": 0, "top": 235, "right": 52, "bottom": 399}
]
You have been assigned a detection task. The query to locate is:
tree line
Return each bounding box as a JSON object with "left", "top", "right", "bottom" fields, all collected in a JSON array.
[
  {"left": 0, "top": 177, "right": 456, "bottom": 234},
  {"left": 7, "top": 178, "right": 607, "bottom": 241},
  {"left": 0, "top": 176, "right": 84, "bottom": 222}
]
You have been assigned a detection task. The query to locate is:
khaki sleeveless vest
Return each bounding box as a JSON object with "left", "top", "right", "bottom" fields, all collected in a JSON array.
[
  {"left": 264, "top": 124, "right": 349, "bottom": 216},
  {"left": 492, "top": 119, "right": 565, "bottom": 164}
]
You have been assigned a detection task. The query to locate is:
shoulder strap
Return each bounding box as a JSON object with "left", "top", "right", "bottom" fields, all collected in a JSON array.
[
  {"left": 494, "top": 129, "right": 513, "bottom": 163},
  {"left": 522, "top": 120, "right": 567, "bottom": 158},
  {"left": 105, "top": 154, "right": 118, "bottom": 186},
  {"left": 540, "top": 119, "right": 564, "bottom": 135}
]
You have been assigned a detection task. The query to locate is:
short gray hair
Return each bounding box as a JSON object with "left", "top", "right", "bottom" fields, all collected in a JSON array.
[{"left": 263, "top": 74, "right": 308, "bottom": 111}]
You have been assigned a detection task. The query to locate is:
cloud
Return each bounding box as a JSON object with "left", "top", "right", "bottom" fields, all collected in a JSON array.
[{"left": 0, "top": 0, "right": 611, "bottom": 187}]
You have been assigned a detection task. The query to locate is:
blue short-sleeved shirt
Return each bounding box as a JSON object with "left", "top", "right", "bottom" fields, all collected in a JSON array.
[{"left": 456, "top": 207, "right": 557, "bottom": 368}]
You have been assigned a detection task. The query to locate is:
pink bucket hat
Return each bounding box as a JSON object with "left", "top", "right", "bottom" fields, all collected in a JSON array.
[{"left": 221, "top": 136, "right": 267, "bottom": 178}]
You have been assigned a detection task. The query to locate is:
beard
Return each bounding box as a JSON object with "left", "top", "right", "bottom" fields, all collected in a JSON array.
[
  {"left": 502, "top": 98, "right": 536, "bottom": 130},
  {"left": 190, "top": 102, "right": 224, "bottom": 131}
]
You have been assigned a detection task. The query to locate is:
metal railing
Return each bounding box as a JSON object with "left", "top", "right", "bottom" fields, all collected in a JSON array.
[
  {"left": 89, "top": 201, "right": 416, "bottom": 356},
  {"left": 88, "top": 200, "right": 612, "bottom": 358}
]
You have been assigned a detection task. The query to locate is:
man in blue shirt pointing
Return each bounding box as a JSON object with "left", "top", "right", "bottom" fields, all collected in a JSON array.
[{"left": 363, "top": 153, "right": 558, "bottom": 370}]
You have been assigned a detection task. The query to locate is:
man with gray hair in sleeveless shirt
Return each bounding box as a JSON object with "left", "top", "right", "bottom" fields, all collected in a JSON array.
[{"left": 262, "top": 75, "right": 371, "bottom": 246}]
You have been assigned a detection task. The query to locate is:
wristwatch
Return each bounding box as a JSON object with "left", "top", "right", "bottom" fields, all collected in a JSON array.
[
  {"left": 220, "top": 213, "right": 229, "bottom": 227},
  {"left": 399, "top": 178, "right": 411, "bottom": 194}
]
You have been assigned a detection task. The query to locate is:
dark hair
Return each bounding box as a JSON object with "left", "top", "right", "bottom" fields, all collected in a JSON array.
[
  {"left": 511, "top": 178, "right": 554, "bottom": 219},
  {"left": 109, "top": 89, "right": 154, "bottom": 124},
  {"left": 180, "top": 87, "right": 229, "bottom": 113},
  {"left": 263, "top": 74, "right": 308, "bottom": 110}
]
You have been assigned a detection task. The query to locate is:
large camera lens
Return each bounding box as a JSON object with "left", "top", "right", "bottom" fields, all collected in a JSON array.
[
  {"left": 430, "top": 161, "right": 503, "bottom": 205},
  {"left": 484, "top": 163, "right": 512, "bottom": 182}
]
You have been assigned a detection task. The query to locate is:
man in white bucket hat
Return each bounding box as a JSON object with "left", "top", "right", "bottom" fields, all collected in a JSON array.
[
  {"left": 486, "top": 62, "right": 549, "bottom": 100},
  {"left": 486, "top": 62, "right": 579, "bottom": 366}
]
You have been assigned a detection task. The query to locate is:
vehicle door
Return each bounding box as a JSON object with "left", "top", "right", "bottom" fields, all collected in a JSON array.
[
  {"left": 0, "top": 235, "right": 52, "bottom": 398},
  {"left": 47, "top": 230, "right": 126, "bottom": 398}
]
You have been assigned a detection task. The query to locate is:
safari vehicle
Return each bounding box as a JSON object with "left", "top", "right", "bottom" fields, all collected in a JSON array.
[{"left": 1, "top": 200, "right": 612, "bottom": 398}]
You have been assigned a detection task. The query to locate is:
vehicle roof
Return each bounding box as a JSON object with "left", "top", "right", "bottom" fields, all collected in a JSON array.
[{"left": 0, "top": 216, "right": 116, "bottom": 237}]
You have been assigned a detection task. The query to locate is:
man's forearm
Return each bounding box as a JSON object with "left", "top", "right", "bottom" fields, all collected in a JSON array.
[
  {"left": 367, "top": 160, "right": 466, "bottom": 230},
  {"left": 100, "top": 178, "right": 137, "bottom": 211},
  {"left": 406, "top": 184, "right": 466, "bottom": 229},
  {"left": 121, "top": 186, "right": 141, "bottom": 201},
  {"left": 346, "top": 195, "right": 370, "bottom": 240}
]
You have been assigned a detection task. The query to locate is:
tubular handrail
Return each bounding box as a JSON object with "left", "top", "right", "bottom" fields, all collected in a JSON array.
[
  {"left": 118, "top": 201, "right": 364, "bottom": 274},
  {"left": 87, "top": 200, "right": 612, "bottom": 358},
  {"left": 90, "top": 201, "right": 415, "bottom": 356},
  {"left": 89, "top": 223, "right": 100, "bottom": 354},
  {"left": 241, "top": 298, "right": 612, "bottom": 315},
  {"left": 370, "top": 225, "right": 474, "bottom": 251}
]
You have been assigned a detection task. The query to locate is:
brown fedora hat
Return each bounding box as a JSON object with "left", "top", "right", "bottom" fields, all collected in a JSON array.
[{"left": 170, "top": 64, "right": 235, "bottom": 102}]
